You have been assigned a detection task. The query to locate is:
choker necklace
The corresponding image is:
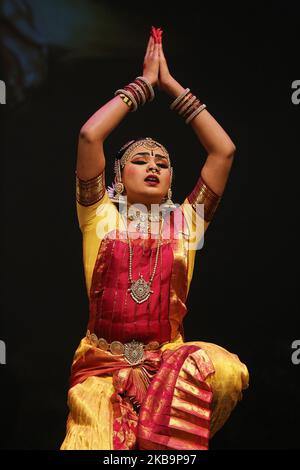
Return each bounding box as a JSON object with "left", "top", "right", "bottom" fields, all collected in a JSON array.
[
  {"left": 127, "top": 209, "right": 162, "bottom": 234},
  {"left": 126, "top": 219, "right": 163, "bottom": 304}
]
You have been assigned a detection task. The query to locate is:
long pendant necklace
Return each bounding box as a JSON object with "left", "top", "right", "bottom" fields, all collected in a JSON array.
[{"left": 126, "top": 217, "right": 163, "bottom": 304}]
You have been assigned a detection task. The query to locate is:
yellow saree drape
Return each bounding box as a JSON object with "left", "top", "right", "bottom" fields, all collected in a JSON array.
[{"left": 61, "top": 334, "right": 249, "bottom": 450}]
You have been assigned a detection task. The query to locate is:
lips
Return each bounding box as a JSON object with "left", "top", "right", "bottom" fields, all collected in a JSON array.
[{"left": 144, "top": 175, "right": 159, "bottom": 183}]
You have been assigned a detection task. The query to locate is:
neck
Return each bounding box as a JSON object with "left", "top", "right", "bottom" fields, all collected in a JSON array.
[{"left": 126, "top": 200, "right": 163, "bottom": 215}]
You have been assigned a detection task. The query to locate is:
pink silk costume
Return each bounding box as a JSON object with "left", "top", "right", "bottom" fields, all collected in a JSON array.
[{"left": 60, "top": 170, "right": 249, "bottom": 450}]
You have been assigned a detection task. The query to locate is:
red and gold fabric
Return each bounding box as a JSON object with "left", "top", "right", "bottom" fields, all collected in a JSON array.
[{"left": 60, "top": 170, "right": 249, "bottom": 450}]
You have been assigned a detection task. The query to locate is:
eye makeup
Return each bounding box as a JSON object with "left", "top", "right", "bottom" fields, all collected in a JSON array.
[{"left": 131, "top": 160, "right": 168, "bottom": 168}]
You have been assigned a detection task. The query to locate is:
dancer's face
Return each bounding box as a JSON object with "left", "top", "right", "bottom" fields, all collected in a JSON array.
[{"left": 121, "top": 144, "right": 171, "bottom": 208}]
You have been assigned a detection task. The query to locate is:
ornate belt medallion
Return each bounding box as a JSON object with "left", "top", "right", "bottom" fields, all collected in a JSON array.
[{"left": 124, "top": 340, "right": 145, "bottom": 365}]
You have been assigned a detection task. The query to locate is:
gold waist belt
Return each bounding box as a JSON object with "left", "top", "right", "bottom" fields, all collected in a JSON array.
[{"left": 86, "top": 330, "right": 167, "bottom": 365}]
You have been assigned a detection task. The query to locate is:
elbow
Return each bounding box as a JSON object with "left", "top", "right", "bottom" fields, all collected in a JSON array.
[
  {"left": 222, "top": 143, "right": 236, "bottom": 159},
  {"left": 228, "top": 144, "right": 236, "bottom": 158},
  {"left": 79, "top": 127, "right": 101, "bottom": 143},
  {"left": 79, "top": 128, "right": 94, "bottom": 143},
  {"left": 212, "top": 140, "right": 236, "bottom": 160}
]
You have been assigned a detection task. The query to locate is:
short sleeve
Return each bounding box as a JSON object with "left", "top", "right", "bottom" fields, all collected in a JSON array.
[
  {"left": 75, "top": 170, "right": 110, "bottom": 232},
  {"left": 180, "top": 174, "right": 223, "bottom": 292},
  {"left": 187, "top": 173, "right": 222, "bottom": 226}
]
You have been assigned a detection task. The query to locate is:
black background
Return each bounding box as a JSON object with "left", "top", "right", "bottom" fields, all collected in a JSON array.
[{"left": 1, "top": 1, "right": 299, "bottom": 450}]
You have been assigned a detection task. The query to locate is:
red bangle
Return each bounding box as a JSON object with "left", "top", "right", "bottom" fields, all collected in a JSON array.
[{"left": 134, "top": 78, "right": 150, "bottom": 100}]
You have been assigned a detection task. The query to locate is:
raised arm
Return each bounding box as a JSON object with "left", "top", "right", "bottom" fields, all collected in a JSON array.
[
  {"left": 76, "top": 33, "right": 160, "bottom": 181},
  {"left": 156, "top": 28, "right": 236, "bottom": 198}
]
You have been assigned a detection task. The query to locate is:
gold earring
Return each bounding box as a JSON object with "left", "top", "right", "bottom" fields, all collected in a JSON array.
[
  {"left": 162, "top": 166, "right": 176, "bottom": 209},
  {"left": 109, "top": 159, "right": 127, "bottom": 204},
  {"left": 162, "top": 187, "right": 176, "bottom": 209}
]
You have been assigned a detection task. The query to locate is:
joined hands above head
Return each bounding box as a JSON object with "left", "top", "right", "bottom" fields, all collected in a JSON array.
[
  {"left": 77, "top": 25, "right": 236, "bottom": 202},
  {"left": 142, "top": 26, "right": 181, "bottom": 97}
]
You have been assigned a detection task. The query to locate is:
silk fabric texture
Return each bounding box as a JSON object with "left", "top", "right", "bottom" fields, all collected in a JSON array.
[{"left": 61, "top": 179, "right": 249, "bottom": 450}]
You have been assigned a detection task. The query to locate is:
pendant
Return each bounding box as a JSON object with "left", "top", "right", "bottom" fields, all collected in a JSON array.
[{"left": 128, "top": 275, "right": 153, "bottom": 303}]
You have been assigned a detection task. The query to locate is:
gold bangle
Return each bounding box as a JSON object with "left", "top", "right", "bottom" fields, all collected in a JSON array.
[{"left": 119, "top": 93, "right": 133, "bottom": 109}]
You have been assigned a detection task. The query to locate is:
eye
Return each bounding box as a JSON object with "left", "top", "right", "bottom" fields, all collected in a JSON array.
[
  {"left": 157, "top": 164, "right": 169, "bottom": 168},
  {"left": 132, "top": 160, "right": 146, "bottom": 164}
]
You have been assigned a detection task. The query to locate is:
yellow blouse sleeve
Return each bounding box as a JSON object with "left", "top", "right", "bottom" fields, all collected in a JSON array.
[
  {"left": 183, "top": 172, "right": 222, "bottom": 240},
  {"left": 75, "top": 170, "right": 119, "bottom": 298},
  {"left": 75, "top": 170, "right": 109, "bottom": 232}
]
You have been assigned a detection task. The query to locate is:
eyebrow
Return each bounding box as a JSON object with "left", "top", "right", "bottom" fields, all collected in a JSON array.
[{"left": 132, "top": 152, "right": 168, "bottom": 161}]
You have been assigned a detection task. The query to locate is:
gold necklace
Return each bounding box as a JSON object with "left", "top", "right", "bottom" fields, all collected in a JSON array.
[
  {"left": 126, "top": 219, "right": 163, "bottom": 304},
  {"left": 127, "top": 210, "right": 162, "bottom": 234}
]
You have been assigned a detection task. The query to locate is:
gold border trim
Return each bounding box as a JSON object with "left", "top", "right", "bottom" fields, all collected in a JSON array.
[
  {"left": 76, "top": 171, "right": 106, "bottom": 206},
  {"left": 188, "top": 175, "right": 221, "bottom": 222}
]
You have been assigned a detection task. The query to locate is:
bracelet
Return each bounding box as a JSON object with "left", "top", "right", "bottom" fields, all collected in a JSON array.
[
  {"left": 183, "top": 99, "right": 202, "bottom": 119},
  {"left": 185, "top": 103, "right": 206, "bottom": 124},
  {"left": 135, "top": 76, "right": 155, "bottom": 102},
  {"left": 170, "top": 87, "right": 207, "bottom": 124},
  {"left": 135, "top": 77, "right": 151, "bottom": 100},
  {"left": 115, "top": 88, "right": 138, "bottom": 111},
  {"left": 119, "top": 93, "right": 133, "bottom": 109},
  {"left": 129, "top": 82, "right": 147, "bottom": 105},
  {"left": 178, "top": 95, "right": 197, "bottom": 116},
  {"left": 170, "top": 88, "right": 190, "bottom": 110},
  {"left": 114, "top": 76, "right": 155, "bottom": 112}
]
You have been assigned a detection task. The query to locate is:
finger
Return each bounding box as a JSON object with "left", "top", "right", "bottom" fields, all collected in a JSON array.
[
  {"left": 159, "top": 45, "right": 168, "bottom": 68},
  {"left": 147, "top": 35, "right": 154, "bottom": 56},
  {"left": 151, "top": 26, "right": 158, "bottom": 43},
  {"left": 152, "top": 26, "right": 159, "bottom": 43},
  {"left": 145, "top": 34, "right": 152, "bottom": 56},
  {"left": 159, "top": 41, "right": 165, "bottom": 58},
  {"left": 156, "top": 28, "right": 161, "bottom": 43},
  {"left": 149, "top": 35, "right": 154, "bottom": 54},
  {"left": 153, "top": 41, "right": 159, "bottom": 58},
  {"left": 158, "top": 30, "right": 163, "bottom": 44},
  {"left": 156, "top": 27, "right": 162, "bottom": 42},
  {"left": 155, "top": 28, "right": 162, "bottom": 44}
]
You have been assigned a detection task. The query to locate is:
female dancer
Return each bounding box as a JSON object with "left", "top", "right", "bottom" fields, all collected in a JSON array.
[{"left": 61, "top": 27, "right": 249, "bottom": 450}]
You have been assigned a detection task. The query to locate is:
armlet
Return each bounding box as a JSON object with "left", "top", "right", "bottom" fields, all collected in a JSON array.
[
  {"left": 187, "top": 175, "right": 221, "bottom": 222},
  {"left": 76, "top": 171, "right": 106, "bottom": 206}
]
